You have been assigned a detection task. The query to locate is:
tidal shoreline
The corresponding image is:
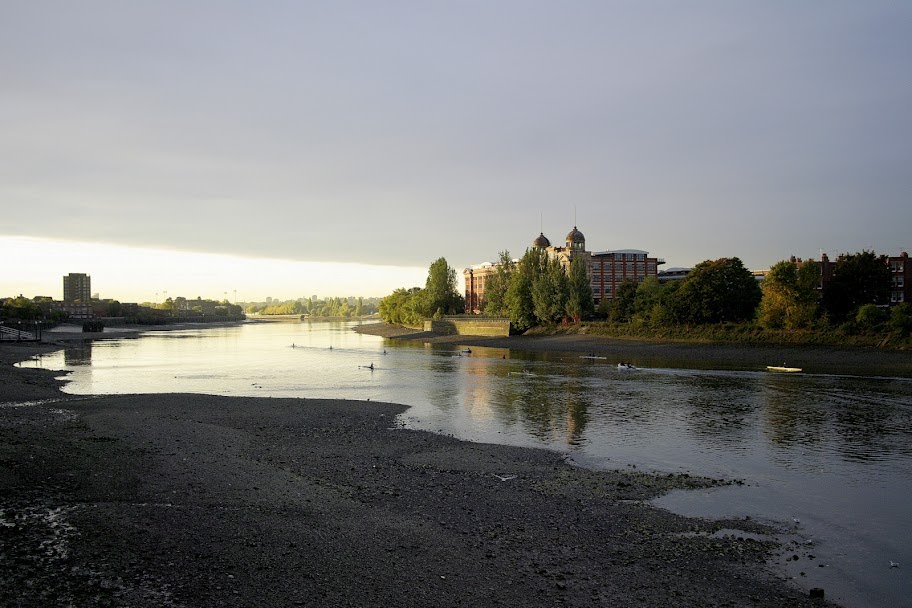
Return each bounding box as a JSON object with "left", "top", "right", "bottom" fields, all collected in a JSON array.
[
  {"left": 353, "top": 322, "right": 912, "bottom": 378},
  {"left": 1, "top": 339, "right": 832, "bottom": 607}
]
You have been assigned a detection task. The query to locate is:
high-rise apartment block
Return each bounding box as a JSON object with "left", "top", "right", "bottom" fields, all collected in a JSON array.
[{"left": 63, "top": 273, "right": 92, "bottom": 302}]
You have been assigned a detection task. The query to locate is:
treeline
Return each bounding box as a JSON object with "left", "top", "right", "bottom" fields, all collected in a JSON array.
[
  {"left": 378, "top": 258, "right": 464, "bottom": 326},
  {"left": 244, "top": 296, "right": 379, "bottom": 318},
  {"left": 141, "top": 296, "right": 245, "bottom": 319},
  {"left": 0, "top": 295, "right": 245, "bottom": 324},
  {"left": 599, "top": 251, "right": 911, "bottom": 340},
  {"left": 478, "top": 249, "right": 594, "bottom": 331}
]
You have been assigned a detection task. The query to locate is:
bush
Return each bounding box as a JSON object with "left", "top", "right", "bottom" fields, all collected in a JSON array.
[
  {"left": 855, "top": 304, "right": 887, "bottom": 333},
  {"left": 889, "top": 303, "right": 912, "bottom": 337}
]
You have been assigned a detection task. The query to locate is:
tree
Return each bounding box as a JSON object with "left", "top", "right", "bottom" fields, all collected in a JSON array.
[
  {"left": 855, "top": 303, "right": 887, "bottom": 333},
  {"left": 424, "top": 257, "right": 464, "bottom": 316},
  {"left": 505, "top": 249, "right": 545, "bottom": 332},
  {"left": 565, "top": 256, "right": 594, "bottom": 323},
  {"left": 888, "top": 303, "right": 912, "bottom": 337},
  {"left": 379, "top": 287, "right": 423, "bottom": 326},
  {"left": 821, "top": 251, "right": 891, "bottom": 323},
  {"left": 482, "top": 251, "right": 514, "bottom": 316},
  {"left": 758, "top": 260, "right": 818, "bottom": 330},
  {"left": 532, "top": 257, "right": 567, "bottom": 324},
  {"left": 671, "top": 257, "right": 761, "bottom": 324},
  {"left": 608, "top": 281, "right": 639, "bottom": 324}
]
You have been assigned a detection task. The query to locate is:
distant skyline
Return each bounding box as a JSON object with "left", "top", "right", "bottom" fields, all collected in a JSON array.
[
  {"left": 2, "top": 2, "right": 910, "bottom": 299},
  {"left": 0, "top": 237, "right": 426, "bottom": 302}
]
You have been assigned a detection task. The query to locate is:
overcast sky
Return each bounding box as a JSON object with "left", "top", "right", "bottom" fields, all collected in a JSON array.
[{"left": 2, "top": 1, "right": 911, "bottom": 299}]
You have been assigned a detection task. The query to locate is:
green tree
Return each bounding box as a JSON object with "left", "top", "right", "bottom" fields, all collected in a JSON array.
[
  {"left": 532, "top": 257, "right": 567, "bottom": 324},
  {"left": 379, "top": 287, "right": 423, "bottom": 326},
  {"left": 565, "top": 256, "right": 594, "bottom": 323},
  {"left": 482, "top": 251, "right": 514, "bottom": 316},
  {"left": 608, "top": 281, "right": 638, "bottom": 324},
  {"left": 671, "top": 257, "right": 761, "bottom": 324},
  {"left": 888, "top": 303, "right": 912, "bottom": 337},
  {"left": 2, "top": 296, "right": 42, "bottom": 320},
  {"left": 855, "top": 303, "right": 887, "bottom": 333},
  {"left": 106, "top": 300, "right": 123, "bottom": 317},
  {"left": 821, "top": 251, "right": 892, "bottom": 323},
  {"left": 758, "top": 261, "right": 818, "bottom": 330},
  {"left": 424, "top": 257, "right": 465, "bottom": 316},
  {"left": 505, "top": 249, "right": 546, "bottom": 332}
]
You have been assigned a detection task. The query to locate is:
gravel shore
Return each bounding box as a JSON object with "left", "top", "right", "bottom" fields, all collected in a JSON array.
[{"left": 1, "top": 341, "right": 832, "bottom": 607}]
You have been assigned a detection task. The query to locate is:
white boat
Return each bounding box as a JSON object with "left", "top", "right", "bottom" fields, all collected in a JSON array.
[
  {"left": 766, "top": 366, "right": 802, "bottom": 373},
  {"left": 617, "top": 363, "right": 637, "bottom": 370},
  {"left": 580, "top": 355, "right": 607, "bottom": 360}
]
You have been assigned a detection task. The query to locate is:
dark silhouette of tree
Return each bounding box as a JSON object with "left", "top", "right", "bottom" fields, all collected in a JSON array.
[
  {"left": 671, "top": 257, "right": 761, "bottom": 324},
  {"left": 820, "top": 251, "right": 891, "bottom": 323}
]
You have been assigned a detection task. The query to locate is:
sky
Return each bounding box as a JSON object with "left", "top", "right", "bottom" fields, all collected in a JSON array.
[{"left": 2, "top": 1, "right": 911, "bottom": 301}]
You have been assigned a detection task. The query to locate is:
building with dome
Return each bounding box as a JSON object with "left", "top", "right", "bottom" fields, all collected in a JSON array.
[{"left": 464, "top": 227, "right": 664, "bottom": 314}]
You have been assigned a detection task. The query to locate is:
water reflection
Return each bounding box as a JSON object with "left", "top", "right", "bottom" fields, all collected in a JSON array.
[{"left": 63, "top": 341, "right": 93, "bottom": 366}]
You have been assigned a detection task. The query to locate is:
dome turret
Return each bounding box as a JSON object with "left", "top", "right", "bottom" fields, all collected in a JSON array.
[
  {"left": 565, "top": 226, "right": 585, "bottom": 250},
  {"left": 532, "top": 232, "right": 551, "bottom": 249}
]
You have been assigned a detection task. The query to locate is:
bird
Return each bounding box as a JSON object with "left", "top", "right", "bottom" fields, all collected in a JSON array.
[
  {"left": 493, "top": 474, "right": 517, "bottom": 482},
  {"left": 890, "top": 561, "right": 900, "bottom": 568}
]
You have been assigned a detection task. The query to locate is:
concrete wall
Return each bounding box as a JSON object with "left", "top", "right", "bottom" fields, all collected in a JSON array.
[{"left": 423, "top": 317, "right": 510, "bottom": 337}]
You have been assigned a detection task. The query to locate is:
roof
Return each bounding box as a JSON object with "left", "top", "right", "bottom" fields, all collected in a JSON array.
[
  {"left": 532, "top": 232, "right": 551, "bottom": 248},
  {"left": 565, "top": 226, "right": 585, "bottom": 243},
  {"left": 591, "top": 249, "right": 649, "bottom": 256}
]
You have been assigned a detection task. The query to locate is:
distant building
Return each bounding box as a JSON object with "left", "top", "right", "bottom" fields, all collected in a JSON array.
[
  {"left": 464, "top": 227, "right": 664, "bottom": 313},
  {"left": 657, "top": 267, "right": 691, "bottom": 282},
  {"left": 790, "top": 252, "right": 910, "bottom": 304},
  {"left": 63, "top": 273, "right": 91, "bottom": 302},
  {"left": 50, "top": 301, "right": 94, "bottom": 320}
]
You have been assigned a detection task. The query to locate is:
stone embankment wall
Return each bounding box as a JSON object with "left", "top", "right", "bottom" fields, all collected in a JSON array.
[{"left": 423, "top": 317, "right": 510, "bottom": 337}]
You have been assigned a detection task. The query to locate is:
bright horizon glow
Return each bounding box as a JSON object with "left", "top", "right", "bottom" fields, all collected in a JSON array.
[{"left": 0, "top": 236, "right": 428, "bottom": 303}]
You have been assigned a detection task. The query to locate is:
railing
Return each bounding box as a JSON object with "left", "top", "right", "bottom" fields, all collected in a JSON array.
[{"left": 0, "top": 321, "right": 43, "bottom": 342}]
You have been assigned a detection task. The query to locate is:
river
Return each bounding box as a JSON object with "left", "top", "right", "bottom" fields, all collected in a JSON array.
[{"left": 18, "top": 320, "right": 912, "bottom": 608}]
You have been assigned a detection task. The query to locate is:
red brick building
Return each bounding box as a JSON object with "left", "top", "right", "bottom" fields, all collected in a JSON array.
[
  {"left": 464, "top": 227, "right": 664, "bottom": 313},
  {"left": 791, "top": 251, "right": 910, "bottom": 305}
]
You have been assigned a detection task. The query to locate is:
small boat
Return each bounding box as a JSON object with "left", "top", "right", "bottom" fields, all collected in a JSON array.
[
  {"left": 460, "top": 348, "right": 472, "bottom": 354},
  {"left": 766, "top": 366, "right": 802, "bottom": 373},
  {"left": 580, "top": 355, "right": 607, "bottom": 360},
  {"left": 617, "top": 363, "right": 637, "bottom": 370},
  {"left": 508, "top": 370, "right": 534, "bottom": 377}
]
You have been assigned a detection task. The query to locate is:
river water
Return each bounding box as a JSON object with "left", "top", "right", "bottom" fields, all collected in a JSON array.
[{"left": 18, "top": 320, "right": 912, "bottom": 608}]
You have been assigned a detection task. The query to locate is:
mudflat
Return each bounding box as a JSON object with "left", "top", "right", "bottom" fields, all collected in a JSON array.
[{"left": 1, "top": 341, "right": 830, "bottom": 607}]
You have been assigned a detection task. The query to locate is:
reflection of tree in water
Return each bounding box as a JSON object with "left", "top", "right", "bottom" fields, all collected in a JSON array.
[
  {"left": 762, "top": 375, "right": 912, "bottom": 462},
  {"left": 63, "top": 341, "right": 93, "bottom": 366},
  {"left": 485, "top": 366, "right": 592, "bottom": 446},
  {"left": 681, "top": 374, "right": 760, "bottom": 444},
  {"left": 828, "top": 378, "right": 912, "bottom": 462},
  {"left": 762, "top": 376, "right": 828, "bottom": 448},
  {"left": 425, "top": 354, "right": 460, "bottom": 411}
]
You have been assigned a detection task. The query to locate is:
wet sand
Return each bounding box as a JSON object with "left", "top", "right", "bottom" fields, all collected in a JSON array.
[{"left": 1, "top": 340, "right": 832, "bottom": 607}]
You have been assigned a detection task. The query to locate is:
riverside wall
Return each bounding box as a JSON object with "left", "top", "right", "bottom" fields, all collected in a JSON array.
[{"left": 423, "top": 317, "right": 510, "bottom": 337}]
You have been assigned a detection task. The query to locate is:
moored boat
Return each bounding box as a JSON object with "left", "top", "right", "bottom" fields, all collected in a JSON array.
[{"left": 766, "top": 365, "right": 802, "bottom": 373}]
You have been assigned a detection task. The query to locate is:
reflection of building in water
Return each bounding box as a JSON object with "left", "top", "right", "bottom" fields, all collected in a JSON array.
[
  {"left": 462, "top": 359, "right": 499, "bottom": 423},
  {"left": 464, "top": 227, "right": 664, "bottom": 313},
  {"left": 63, "top": 342, "right": 93, "bottom": 366}
]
